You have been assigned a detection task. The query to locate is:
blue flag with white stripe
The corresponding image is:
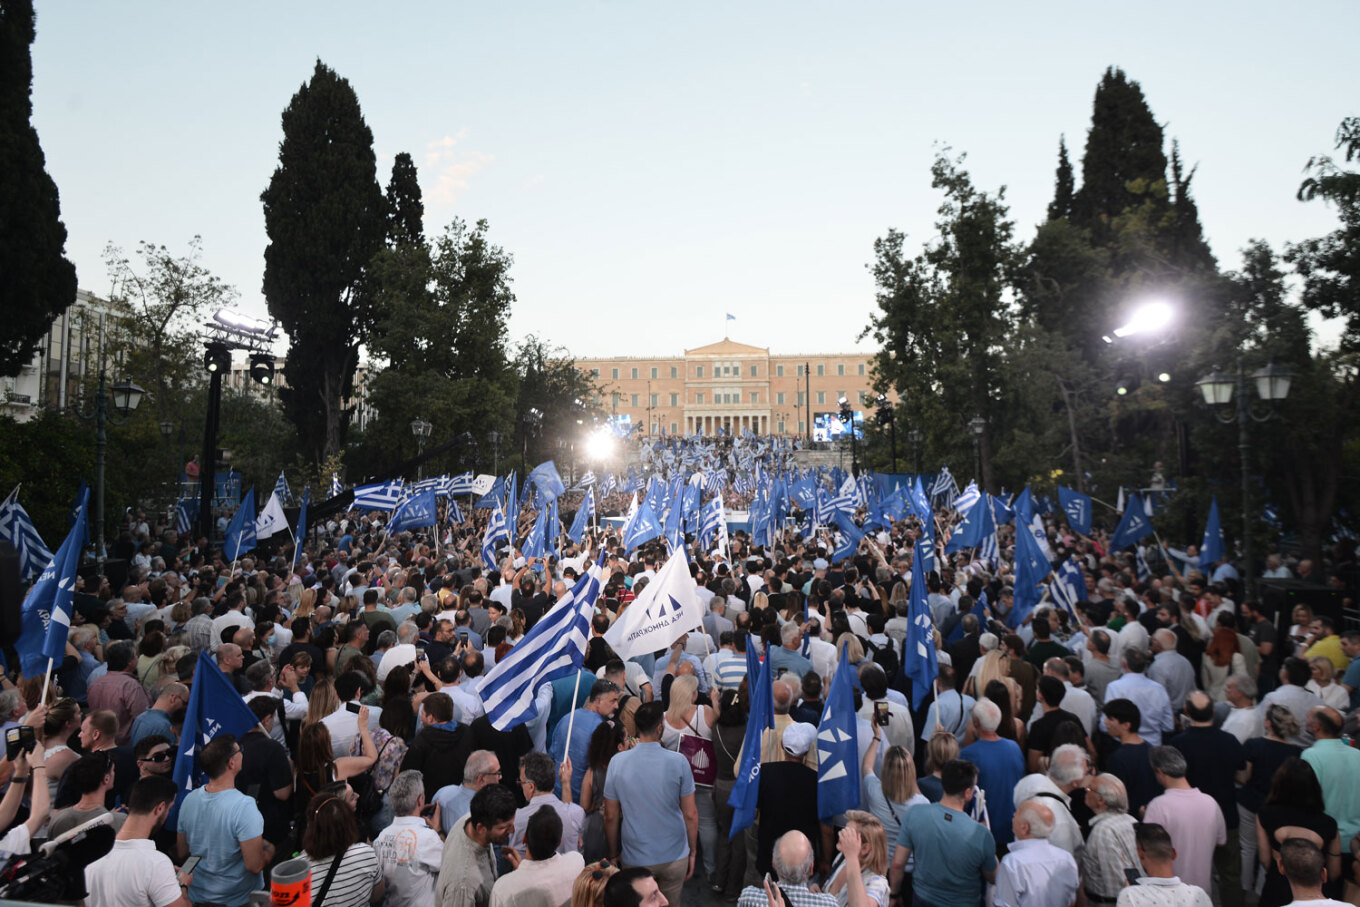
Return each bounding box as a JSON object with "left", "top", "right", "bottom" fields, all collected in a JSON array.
[
  {"left": 0, "top": 486, "right": 54, "bottom": 579},
  {"left": 482, "top": 506, "right": 509, "bottom": 571},
  {"left": 479, "top": 556, "right": 606, "bottom": 730},
  {"left": 568, "top": 488, "right": 595, "bottom": 545},
  {"left": 1058, "top": 486, "right": 1092, "bottom": 536},
  {"left": 273, "top": 471, "right": 291, "bottom": 505},
  {"left": 1110, "top": 493, "right": 1153, "bottom": 550},
  {"left": 522, "top": 506, "right": 549, "bottom": 559},
  {"left": 1049, "top": 556, "right": 1086, "bottom": 616},
  {"left": 292, "top": 488, "right": 309, "bottom": 572},
  {"left": 953, "top": 480, "right": 981, "bottom": 515},
  {"left": 817, "top": 645, "right": 861, "bottom": 820},
  {"left": 329, "top": 473, "right": 342, "bottom": 499},
  {"left": 728, "top": 644, "right": 773, "bottom": 839},
  {"left": 904, "top": 540, "right": 938, "bottom": 709},
  {"left": 223, "top": 488, "right": 256, "bottom": 561},
  {"left": 176, "top": 498, "right": 198, "bottom": 537},
  {"left": 16, "top": 487, "right": 88, "bottom": 676}
]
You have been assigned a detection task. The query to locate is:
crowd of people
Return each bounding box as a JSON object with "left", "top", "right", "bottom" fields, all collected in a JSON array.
[{"left": 1, "top": 479, "right": 1358, "bottom": 907}]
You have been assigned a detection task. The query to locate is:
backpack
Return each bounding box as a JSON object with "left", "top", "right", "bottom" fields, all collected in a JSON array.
[{"left": 865, "top": 636, "right": 900, "bottom": 682}]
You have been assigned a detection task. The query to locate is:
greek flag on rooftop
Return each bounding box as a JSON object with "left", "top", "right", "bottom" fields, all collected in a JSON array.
[
  {"left": 0, "top": 487, "right": 53, "bottom": 579},
  {"left": 480, "top": 555, "right": 606, "bottom": 730}
]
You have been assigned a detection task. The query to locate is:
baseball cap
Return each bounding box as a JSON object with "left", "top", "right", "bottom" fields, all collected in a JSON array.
[{"left": 782, "top": 722, "right": 817, "bottom": 757}]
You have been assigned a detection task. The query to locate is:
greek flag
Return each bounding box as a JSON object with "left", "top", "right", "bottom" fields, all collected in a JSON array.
[
  {"left": 953, "top": 480, "right": 981, "bottom": 514},
  {"left": 481, "top": 505, "right": 509, "bottom": 571},
  {"left": 575, "top": 470, "right": 597, "bottom": 489},
  {"left": 931, "top": 466, "right": 959, "bottom": 509},
  {"left": 329, "top": 473, "right": 342, "bottom": 499},
  {"left": 175, "top": 498, "right": 198, "bottom": 536},
  {"left": 447, "top": 471, "right": 477, "bottom": 496},
  {"left": 1049, "top": 556, "right": 1086, "bottom": 617},
  {"left": 480, "top": 555, "right": 606, "bottom": 731},
  {"left": 273, "top": 471, "right": 292, "bottom": 505},
  {"left": 1135, "top": 546, "right": 1151, "bottom": 583},
  {"left": 704, "top": 470, "right": 727, "bottom": 493},
  {"left": 354, "top": 479, "right": 404, "bottom": 512},
  {"left": 600, "top": 473, "right": 617, "bottom": 496},
  {"left": 0, "top": 486, "right": 53, "bottom": 579},
  {"left": 15, "top": 487, "right": 87, "bottom": 676},
  {"left": 699, "top": 494, "right": 728, "bottom": 551}
]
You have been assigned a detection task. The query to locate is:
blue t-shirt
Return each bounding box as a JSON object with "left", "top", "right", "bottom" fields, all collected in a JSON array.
[
  {"left": 130, "top": 708, "right": 177, "bottom": 748},
  {"left": 960, "top": 737, "right": 1025, "bottom": 845},
  {"left": 897, "top": 802, "right": 996, "bottom": 905},
  {"left": 1343, "top": 658, "right": 1360, "bottom": 711},
  {"left": 603, "top": 741, "right": 695, "bottom": 866},
  {"left": 179, "top": 787, "right": 265, "bottom": 906},
  {"left": 550, "top": 708, "right": 602, "bottom": 801}
]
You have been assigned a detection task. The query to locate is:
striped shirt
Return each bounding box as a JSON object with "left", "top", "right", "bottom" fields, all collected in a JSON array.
[
  {"left": 308, "top": 843, "right": 382, "bottom": 907},
  {"left": 709, "top": 650, "right": 748, "bottom": 691}
]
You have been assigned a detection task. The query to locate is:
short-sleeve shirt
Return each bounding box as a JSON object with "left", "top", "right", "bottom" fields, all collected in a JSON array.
[
  {"left": 1237, "top": 737, "right": 1300, "bottom": 812},
  {"left": 960, "top": 737, "right": 1026, "bottom": 846},
  {"left": 85, "top": 838, "right": 181, "bottom": 907},
  {"left": 179, "top": 787, "right": 265, "bottom": 907},
  {"left": 1107, "top": 741, "right": 1160, "bottom": 818},
  {"left": 896, "top": 802, "right": 997, "bottom": 906},
  {"left": 603, "top": 741, "right": 695, "bottom": 866},
  {"left": 308, "top": 842, "right": 382, "bottom": 907}
]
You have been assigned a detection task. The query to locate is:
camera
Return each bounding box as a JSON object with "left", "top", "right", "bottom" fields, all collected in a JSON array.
[{"left": 5, "top": 726, "right": 35, "bottom": 762}]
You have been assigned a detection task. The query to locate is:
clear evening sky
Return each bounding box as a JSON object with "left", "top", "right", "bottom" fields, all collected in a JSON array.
[{"left": 29, "top": 2, "right": 1358, "bottom": 359}]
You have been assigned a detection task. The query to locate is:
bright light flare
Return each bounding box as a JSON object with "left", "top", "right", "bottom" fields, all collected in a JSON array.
[
  {"left": 585, "top": 429, "right": 615, "bottom": 461},
  {"left": 1112, "top": 300, "right": 1174, "bottom": 339}
]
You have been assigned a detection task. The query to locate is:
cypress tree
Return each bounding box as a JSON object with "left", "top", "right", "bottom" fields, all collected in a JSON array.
[
  {"left": 1070, "top": 67, "right": 1168, "bottom": 238},
  {"left": 0, "top": 0, "right": 77, "bottom": 377},
  {"left": 260, "top": 60, "right": 384, "bottom": 462},
  {"left": 1047, "top": 137, "right": 1075, "bottom": 221},
  {"left": 1167, "top": 140, "right": 1216, "bottom": 270},
  {"left": 385, "top": 152, "right": 424, "bottom": 247}
]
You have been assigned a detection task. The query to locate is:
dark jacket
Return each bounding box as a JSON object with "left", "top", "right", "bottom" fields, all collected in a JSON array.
[{"left": 400, "top": 725, "right": 468, "bottom": 800}]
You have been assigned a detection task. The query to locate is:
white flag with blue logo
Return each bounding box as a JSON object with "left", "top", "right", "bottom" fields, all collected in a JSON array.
[{"left": 604, "top": 547, "right": 703, "bottom": 660}]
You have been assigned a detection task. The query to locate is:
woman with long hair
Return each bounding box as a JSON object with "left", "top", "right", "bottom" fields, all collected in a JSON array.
[
  {"left": 827, "top": 810, "right": 892, "bottom": 907},
  {"left": 1255, "top": 757, "right": 1342, "bottom": 907},
  {"left": 712, "top": 686, "right": 749, "bottom": 899},
  {"left": 964, "top": 646, "right": 1009, "bottom": 698},
  {"left": 917, "top": 732, "right": 959, "bottom": 803},
  {"left": 1201, "top": 625, "right": 1246, "bottom": 701},
  {"left": 660, "top": 673, "right": 718, "bottom": 884},
  {"left": 306, "top": 679, "right": 340, "bottom": 727},
  {"left": 137, "top": 631, "right": 166, "bottom": 689},
  {"left": 302, "top": 792, "right": 384, "bottom": 907},
  {"left": 1236, "top": 705, "right": 1303, "bottom": 892},
  {"left": 39, "top": 697, "right": 82, "bottom": 804},
  {"left": 579, "top": 718, "right": 629, "bottom": 863},
  {"left": 570, "top": 860, "right": 619, "bottom": 907},
  {"left": 296, "top": 711, "right": 378, "bottom": 838},
  {"left": 861, "top": 742, "right": 926, "bottom": 862}
]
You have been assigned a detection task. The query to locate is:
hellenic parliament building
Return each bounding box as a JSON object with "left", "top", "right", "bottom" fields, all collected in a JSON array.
[{"left": 576, "top": 338, "right": 885, "bottom": 439}]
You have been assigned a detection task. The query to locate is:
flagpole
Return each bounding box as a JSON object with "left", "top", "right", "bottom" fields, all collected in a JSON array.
[
  {"left": 39, "top": 658, "right": 53, "bottom": 708},
  {"left": 564, "top": 667, "right": 585, "bottom": 759}
]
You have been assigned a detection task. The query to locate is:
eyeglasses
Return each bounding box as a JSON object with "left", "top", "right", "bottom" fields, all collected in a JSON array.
[
  {"left": 481, "top": 769, "right": 502, "bottom": 779},
  {"left": 139, "top": 751, "right": 172, "bottom": 764}
]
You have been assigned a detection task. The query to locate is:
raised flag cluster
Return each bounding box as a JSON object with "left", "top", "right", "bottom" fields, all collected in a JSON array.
[
  {"left": 0, "top": 486, "right": 54, "bottom": 579},
  {"left": 16, "top": 486, "right": 88, "bottom": 677}
]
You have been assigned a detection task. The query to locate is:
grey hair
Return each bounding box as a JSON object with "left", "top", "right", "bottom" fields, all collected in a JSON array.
[
  {"left": 1090, "top": 773, "right": 1129, "bottom": 813},
  {"left": 389, "top": 769, "right": 425, "bottom": 816},
  {"left": 772, "top": 830, "right": 815, "bottom": 884},
  {"left": 780, "top": 621, "right": 801, "bottom": 645},
  {"left": 1149, "top": 745, "right": 1188, "bottom": 778},
  {"left": 1265, "top": 704, "right": 1299, "bottom": 741},
  {"left": 0, "top": 689, "right": 21, "bottom": 717},
  {"left": 1015, "top": 799, "right": 1054, "bottom": 838},
  {"left": 972, "top": 698, "right": 1002, "bottom": 732},
  {"left": 1048, "top": 744, "right": 1089, "bottom": 786},
  {"left": 397, "top": 623, "right": 420, "bottom": 644},
  {"left": 464, "top": 749, "right": 498, "bottom": 779},
  {"left": 1226, "top": 673, "right": 1256, "bottom": 701},
  {"left": 376, "top": 629, "right": 398, "bottom": 649}
]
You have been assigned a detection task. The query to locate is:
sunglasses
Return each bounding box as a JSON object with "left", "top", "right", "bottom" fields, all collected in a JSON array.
[{"left": 139, "top": 751, "right": 173, "bottom": 764}]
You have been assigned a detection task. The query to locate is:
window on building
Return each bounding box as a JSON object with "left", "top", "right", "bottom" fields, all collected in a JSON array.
[
  {"left": 612, "top": 393, "right": 620, "bottom": 407},
  {"left": 631, "top": 367, "right": 638, "bottom": 380},
  {"left": 817, "top": 391, "right": 826, "bottom": 404},
  {"left": 650, "top": 394, "right": 658, "bottom": 407},
  {"left": 671, "top": 422, "right": 678, "bottom": 434},
  {"left": 776, "top": 392, "right": 785, "bottom": 405},
  {"left": 696, "top": 366, "right": 704, "bottom": 378},
  {"left": 590, "top": 367, "right": 599, "bottom": 378},
  {"left": 670, "top": 393, "right": 678, "bottom": 406},
  {"left": 858, "top": 391, "right": 867, "bottom": 404},
  {"left": 817, "top": 364, "right": 825, "bottom": 376},
  {"left": 750, "top": 392, "right": 758, "bottom": 403},
  {"left": 650, "top": 367, "right": 658, "bottom": 379},
  {"left": 796, "top": 365, "right": 803, "bottom": 377},
  {"left": 837, "top": 363, "right": 845, "bottom": 376},
  {"left": 750, "top": 365, "right": 758, "bottom": 377},
  {"left": 777, "top": 365, "right": 784, "bottom": 377},
  {"left": 631, "top": 394, "right": 639, "bottom": 407},
  {"left": 798, "top": 420, "right": 805, "bottom": 433},
  {"left": 671, "top": 366, "right": 678, "bottom": 378},
  {"left": 696, "top": 392, "right": 704, "bottom": 404},
  {"left": 777, "top": 421, "right": 785, "bottom": 434},
  {"left": 797, "top": 391, "right": 805, "bottom": 405},
  {"left": 611, "top": 367, "right": 619, "bottom": 380},
  {"left": 858, "top": 363, "right": 866, "bottom": 375}
]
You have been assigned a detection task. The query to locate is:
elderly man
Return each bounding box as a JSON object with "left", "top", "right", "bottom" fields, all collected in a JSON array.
[
  {"left": 1082, "top": 774, "right": 1140, "bottom": 904},
  {"left": 1143, "top": 746, "right": 1226, "bottom": 896},
  {"left": 1259, "top": 657, "right": 1324, "bottom": 746},
  {"left": 1148, "top": 629, "right": 1197, "bottom": 713},
  {"left": 736, "top": 831, "right": 836, "bottom": 907},
  {"left": 768, "top": 622, "right": 815, "bottom": 681},
  {"left": 87, "top": 641, "right": 151, "bottom": 746},
  {"left": 510, "top": 751, "right": 583, "bottom": 858},
  {"left": 375, "top": 770, "right": 447, "bottom": 907},
  {"left": 1301, "top": 706, "right": 1360, "bottom": 857},
  {"left": 961, "top": 698, "right": 1026, "bottom": 848},
  {"left": 491, "top": 806, "right": 586, "bottom": 907},
  {"left": 129, "top": 680, "right": 187, "bottom": 747},
  {"left": 1012, "top": 744, "right": 1089, "bottom": 861},
  {"left": 994, "top": 799, "right": 1079, "bottom": 907},
  {"left": 433, "top": 750, "right": 502, "bottom": 836},
  {"left": 1220, "top": 674, "right": 1263, "bottom": 743}
]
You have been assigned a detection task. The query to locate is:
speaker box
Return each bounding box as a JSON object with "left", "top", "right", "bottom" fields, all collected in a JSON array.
[
  {"left": 79, "top": 558, "right": 129, "bottom": 595},
  {"left": 1257, "top": 578, "right": 1343, "bottom": 625}
]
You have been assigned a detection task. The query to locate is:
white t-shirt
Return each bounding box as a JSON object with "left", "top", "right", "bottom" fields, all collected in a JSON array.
[{"left": 85, "top": 838, "right": 181, "bottom": 907}]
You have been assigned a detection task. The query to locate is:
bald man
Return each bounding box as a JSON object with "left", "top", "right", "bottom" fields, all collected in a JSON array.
[
  {"left": 1302, "top": 706, "right": 1360, "bottom": 853},
  {"left": 1148, "top": 629, "right": 1196, "bottom": 712},
  {"left": 994, "top": 799, "right": 1079, "bottom": 907}
]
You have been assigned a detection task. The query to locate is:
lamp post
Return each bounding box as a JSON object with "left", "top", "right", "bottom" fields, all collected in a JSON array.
[
  {"left": 968, "top": 415, "right": 986, "bottom": 488},
  {"left": 838, "top": 394, "right": 858, "bottom": 477},
  {"left": 410, "top": 418, "right": 432, "bottom": 478},
  {"left": 78, "top": 371, "right": 145, "bottom": 564},
  {"left": 875, "top": 394, "right": 897, "bottom": 473},
  {"left": 1195, "top": 356, "right": 1293, "bottom": 603},
  {"left": 487, "top": 431, "right": 501, "bottom": 475},
  {"left": 907, "top": 428, "right": 923, "bottom": 476}
]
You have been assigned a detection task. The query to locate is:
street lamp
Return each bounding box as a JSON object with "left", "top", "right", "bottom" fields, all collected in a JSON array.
[
  {"left": 838, "top": 394, "right": 859, "bottom": 477},
  {"left": 968, "top": 415, "right": 986, "bottom": 487},
  {"left": 410, "top": 418, "right": 432, "bottom": 478},
  {"left": 907, "top": 428, "right": 923, "bottom": 476},
  {"left": 875, "top": 394, "right": 897, "bottom": 473},
  {"left": 1195, "top": 357, "right": 1293, "bottom": 602},
  {"left": 77, "top": 371, "right": 144, "bottom": 563},
  {"left": 487, "top": 431, "right": 501, "bottom": 475}
]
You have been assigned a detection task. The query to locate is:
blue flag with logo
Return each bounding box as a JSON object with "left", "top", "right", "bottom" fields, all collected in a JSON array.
[
  {"left": 68, "top": 478, "right": 90, "bottom": 545},
  {"left": 523, "top": 506, "right": 549, "bottom": 559},
  {"left": 817, "top": 645, "right": 861, "bottom": 820},
  {"left": 912, "top": 477, "right": 936, "bottom": 574},
  {"left": 568, "top": 488, "right": 595, "bottom": 545},
  {"left": 904, "top": 540, "right": 938, "bottom": 709},
  {"left": 528, "top": 461, "right": 567, "bottom": 503},
  {"left": 1058, "top": 486, "right": 1092, "bottom": 536},
  {"left": 1110, "top": 492, "right": 1153, "bottom": 550},
  {"left": 292, "top": 487, "right": 310, "bottom": 572},
  {"left": 624, "top": 500, "right": 662, "bottom": 551},
  {"left": 388, "top": 489, "right": 437, "bottom": 534},
  {"left": 1009, "top": 515, "right": 1050, "bottom": 628},
  {"left": 168, "top": 652, "right": 263, "bottom": 828},
  {"left": 16, "top": 487, "right": 88, "bottom": 676},
  {"left": 728, "top": 645, "right": 773, "bottom": 839},
  {"left": 1198, "top": 496, "right": 1224, "bottom": 568},
  {"left": 223, "top": 488, "right": 256, "bottom": 561}
]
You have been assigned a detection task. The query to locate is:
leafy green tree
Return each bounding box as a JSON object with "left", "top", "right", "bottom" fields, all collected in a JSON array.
[
  {"left": 0, "top": 0, "right": 77, "bottom": 377},
  {"left": 102, "top": 236, "right": 238, "bottom": 428},
  {"left": 863, "top": 152, "right": 1018, "bottom": 492},
  {"left": 1287, "top": 116, "right": 1360, "bottom": 351},
  {"left": 514, "top": 335, "right": 601, "bottom": 469},
  {"left": 260, "top": 60, "right": 385, "bottom": 463}
]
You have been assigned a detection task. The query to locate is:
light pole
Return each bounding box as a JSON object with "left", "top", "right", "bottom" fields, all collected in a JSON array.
[
  {"left": 968, "top": 415, "right": 986, "bottom": 488},
  {"left": 410, "top": 418, "right": 432, "bottom": 478},
  {"left": 875, "top": 394, "right": 897, "bottom": 473},
  {"left": 838, "top": 394, "right": 859, "bottom": 477},
  {"left": 488, "top": 431, "right": 501, "bottom": 475},
  {"left": 908, "top": 428, "right": 923, "bottom": 476},
  {"left": 78, "top": 371, "right": 144, "bottom": 564},
  {"left": 1195, "top": 357, "right": 1293, "bottom": 603}
]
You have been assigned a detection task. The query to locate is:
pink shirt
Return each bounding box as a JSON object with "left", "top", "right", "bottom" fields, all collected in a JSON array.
[{"left": 1144, "top": 787, "right": 1226, "bottom": 893}]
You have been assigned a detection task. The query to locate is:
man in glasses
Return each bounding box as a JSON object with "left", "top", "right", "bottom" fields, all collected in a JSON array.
[
  {"left": 177, "top": 735, "right": 273, "bottom": 907},
  {"left": 134, "top": 735, "right": 175, "bottom": 778}
]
